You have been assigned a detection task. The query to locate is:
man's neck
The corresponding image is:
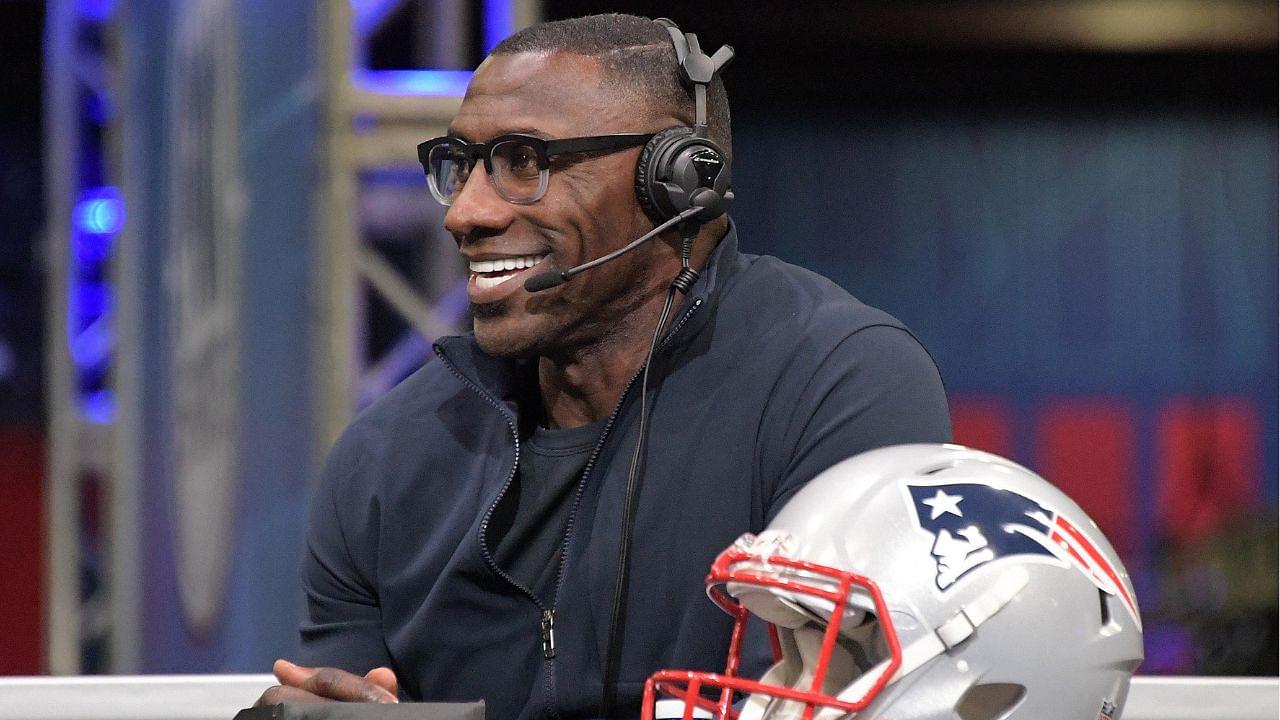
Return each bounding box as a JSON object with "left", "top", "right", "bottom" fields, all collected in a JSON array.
[
  {"left": 536, "top": 296, "right": 667, "bottom": 429},
  {"left": 535, "top": 218, "right": 727, "bottom": 429}
]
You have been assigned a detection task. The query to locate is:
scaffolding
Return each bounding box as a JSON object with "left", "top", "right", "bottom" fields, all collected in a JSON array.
[{"left": 44, "top": 0, "right": 541, "bottom": 674}]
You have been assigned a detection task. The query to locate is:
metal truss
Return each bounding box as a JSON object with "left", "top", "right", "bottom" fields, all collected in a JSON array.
[
  {"left": 44, "top": 0, "right": 541, "bottom": 674},
  {"left": 316, "top": 0, "right": 541, "bottom": 451},
  {"left": 44, "top": 0, "right": 128, "bottom": 675}
]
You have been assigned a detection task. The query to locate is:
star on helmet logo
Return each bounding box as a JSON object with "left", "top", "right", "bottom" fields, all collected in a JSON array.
[{"left": 921, "top": 489, "right": 963, "bottom": 519}]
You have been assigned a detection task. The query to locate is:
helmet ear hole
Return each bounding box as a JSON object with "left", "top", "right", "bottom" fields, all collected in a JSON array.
[{"left": 956, "top": 683, "right": 1026, "bottom": 720}]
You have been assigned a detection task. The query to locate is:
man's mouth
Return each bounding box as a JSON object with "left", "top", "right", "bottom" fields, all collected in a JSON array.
[{"left": 468, "top": 253, "right": 550, "bottom": 290}]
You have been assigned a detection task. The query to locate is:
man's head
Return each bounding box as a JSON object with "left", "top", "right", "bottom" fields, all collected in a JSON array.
[
  {"left": 442, "top": 14, "right": 732, "bottom": 360},
  {"left": 491, "top": 15, "right": 732, "bottom": 163}
]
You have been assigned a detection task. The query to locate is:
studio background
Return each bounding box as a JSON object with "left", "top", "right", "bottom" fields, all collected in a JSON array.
[{"left": 0, "top": 0, "right": 1274, "bottom": 680}]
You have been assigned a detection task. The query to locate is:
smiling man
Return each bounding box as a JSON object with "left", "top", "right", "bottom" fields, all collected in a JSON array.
[
  {"left": 257, "top": 13, "right": 950, "bottom": 720},
  {"left": 441, "top": 46, "right": 698, "bottom": 428}
]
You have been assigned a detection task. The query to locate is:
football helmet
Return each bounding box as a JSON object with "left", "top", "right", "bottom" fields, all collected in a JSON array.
[{"left": 643, "top": 444, "right": 1143, "bottom": 720}]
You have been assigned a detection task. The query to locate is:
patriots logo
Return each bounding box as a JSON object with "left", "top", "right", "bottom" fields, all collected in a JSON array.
[{"left": 907, "top": 483, "right": 1140, "bottom": 627}]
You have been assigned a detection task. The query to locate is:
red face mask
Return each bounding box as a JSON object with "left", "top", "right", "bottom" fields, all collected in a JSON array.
[{"left": 641, "top": 535, "right": 904, "bottom": 720}]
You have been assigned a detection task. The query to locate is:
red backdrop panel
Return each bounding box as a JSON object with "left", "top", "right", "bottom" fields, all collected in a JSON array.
[
  {"left": 0, "top": 426, "right": 45, "bottom": 673},
  {"left": 1035, "top": 399, "right": 1138, "bottom": 560},
  {"left": 949, "top": 395, "right": 1015, "bottom": 458},
  {"left": 1155, "top": 397, "right": 1261, "bottom": 546}
]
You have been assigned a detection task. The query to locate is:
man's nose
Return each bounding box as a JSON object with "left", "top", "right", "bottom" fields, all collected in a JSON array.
[{"left": 443, "top": 163, "right": 515, "bottom": 241}]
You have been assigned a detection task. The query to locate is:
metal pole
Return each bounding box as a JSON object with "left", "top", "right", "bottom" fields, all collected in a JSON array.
[
  {"left": 515, "top": 0, "right": 542, "bottom": 30},
  {"left": 108, "top": 2, "right": 142, "bottom": 675},
  {"left": 43, "top": 0, "right": 82, "bottom": 675},
  {"left": 315, "top": 0, "right": 361, "bottom": 458},
  {"left": 419, "top": 0, "right": 469, "bottom": 68}
]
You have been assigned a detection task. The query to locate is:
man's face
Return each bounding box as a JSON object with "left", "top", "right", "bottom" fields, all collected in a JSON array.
[{"left": 445, "top": 51, "right": 673, "bottom": 359}]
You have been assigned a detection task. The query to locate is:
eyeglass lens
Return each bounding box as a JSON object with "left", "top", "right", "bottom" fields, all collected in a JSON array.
[{"left": 427, "top": 139, "right": 550, "bottom": 206}]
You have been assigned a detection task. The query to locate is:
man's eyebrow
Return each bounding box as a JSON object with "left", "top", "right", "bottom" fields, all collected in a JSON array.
[
  {"left": 503, "top": 127, "right": 550, "bottom": 139},
  {"left": 445, "top": 127, "right": 551, "bottom": 143}
]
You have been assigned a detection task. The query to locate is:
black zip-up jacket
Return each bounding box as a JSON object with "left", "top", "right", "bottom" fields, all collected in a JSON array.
[{"left": 298, "top": 224, "right": 951, "bottom": 719}]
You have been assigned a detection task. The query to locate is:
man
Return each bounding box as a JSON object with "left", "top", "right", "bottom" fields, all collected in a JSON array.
[{"left": 257, "top": 13, "right": 950, "bottom": 719}]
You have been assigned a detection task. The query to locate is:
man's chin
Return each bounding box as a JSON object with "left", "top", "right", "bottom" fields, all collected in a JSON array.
[{"left": 472, "top": 311, "right": 541, "bottom": 359}]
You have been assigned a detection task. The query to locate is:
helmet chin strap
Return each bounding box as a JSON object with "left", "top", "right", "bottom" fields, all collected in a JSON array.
[{"left": 823, "top": 566, "right": 1031, "bottom": 718}]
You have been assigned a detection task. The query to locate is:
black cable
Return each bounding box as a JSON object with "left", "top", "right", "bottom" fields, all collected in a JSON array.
[{"left": 601, "top": 228, "right": 699, "bottom": 718}]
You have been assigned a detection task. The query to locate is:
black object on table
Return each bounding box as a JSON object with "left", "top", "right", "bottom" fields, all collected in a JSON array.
[{"left": 233, "top": 702, "right": 486, "bottom": 720}]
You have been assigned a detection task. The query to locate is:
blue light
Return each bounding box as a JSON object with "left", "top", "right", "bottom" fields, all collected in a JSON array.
[
  {"left": 79, "top": 389, "right": 116, "bottom": 425},
  {"left": 484, "top": 0, "right": 517, "bottom": 53},
  {"left": 74, "top": 230, "right": 112, "bottom": 264},
  {"left": 355, "top": 70, "right": 473, "bottom": 98},
  {"left": 75, "top": 282, "right": 111, "bottom": 319},
  {"left": 68, "top": 315, "right": 112, "bottom": 369},
  {"left": 351, "top": 0, "right": 403, "bottom": 35},
  {"left": 74, "top": 187, "right": 126, "bottom": 236},
  {"left": 78, "top": 0, "right": 117, "bottom": 23}
]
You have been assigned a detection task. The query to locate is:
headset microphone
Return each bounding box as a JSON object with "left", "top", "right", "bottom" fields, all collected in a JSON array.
[{"left": 523, "top": 206, "right": 704, "bottom": 293}]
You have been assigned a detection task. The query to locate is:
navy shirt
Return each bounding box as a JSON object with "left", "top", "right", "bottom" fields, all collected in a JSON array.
[{"left": 490, "top": 419, "right": 609, "bottom": 605}]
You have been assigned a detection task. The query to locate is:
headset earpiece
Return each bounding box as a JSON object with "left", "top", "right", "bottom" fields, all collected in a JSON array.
[
  {"left": 635, "top": 127, "right": 732, "bottom": 226},
  {"left": 635, "top": 20, "right": 735, "bottom": 227}
]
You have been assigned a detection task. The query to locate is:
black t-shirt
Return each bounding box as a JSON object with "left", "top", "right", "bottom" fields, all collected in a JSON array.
[{"left": 490, "top": 419, "right": 607, "bottom": 605}]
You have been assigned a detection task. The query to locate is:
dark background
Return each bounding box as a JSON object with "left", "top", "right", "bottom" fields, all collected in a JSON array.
[{"left": 0, "top": 0, "right": 44, "bottom": 426}]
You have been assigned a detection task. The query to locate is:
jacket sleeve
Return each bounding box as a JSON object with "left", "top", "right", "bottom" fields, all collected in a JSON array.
[
  {"left": 296, "top": 426, "right": 394, "bottom": 673},
  {"left": 762, "top": 323, "right": 951, "bottom": 519}
]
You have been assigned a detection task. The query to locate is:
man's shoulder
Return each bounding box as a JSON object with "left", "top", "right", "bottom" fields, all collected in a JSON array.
[
  {"left": 322, "top": 346, "right": 470, "bottom": 479},
  {"left": 702, "top": 247, "right": 944, "bottom": 397},
  {"left": 724, "top": 251, "right": 910, "bottom": 340},
  {"left": 347, "top": 350, "right": 457, "bottom": 433}
]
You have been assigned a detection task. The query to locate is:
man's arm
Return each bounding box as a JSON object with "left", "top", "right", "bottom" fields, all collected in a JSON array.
[
  {"left": 296, "top": 427, "right": 395, "bottom": 671},
  {"left": 763, "top": 323, "right": 951, "bottom": 517},
  {"left": 257, "top": 427, "right": 400, "bottom": 705}
]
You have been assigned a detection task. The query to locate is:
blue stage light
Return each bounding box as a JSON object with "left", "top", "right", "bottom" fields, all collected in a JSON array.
[
  {"left": 80, "top": 389, "right": 116, "bottom": 424},
  {"left": 68, "top": 315, "right": 112, "bottom": 369},
  {"left": 484, "top": 0, "right": 516, "bottom": 53},
  {"left": 79, "top": 0, "right": 117, "bottom": 23},
  {"left": 74, "top": 187, "right": 126, "bottom": 236},
  {"left": 355, "top": 70, "right": 473, "bottom": 97}
]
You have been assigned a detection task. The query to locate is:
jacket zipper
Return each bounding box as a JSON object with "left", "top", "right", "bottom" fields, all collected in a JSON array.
[
  {"left": 541, "top": 296, "right": 705, "bottom": 714},
  {"left": 432, "top": 346, "right": 548, "bottom": 625},
  {"left": 548, "top": 296, "right": 704, "bottom": 612},
  {"left": 433, "top": 296, "right": 704, "bottom": 712}
]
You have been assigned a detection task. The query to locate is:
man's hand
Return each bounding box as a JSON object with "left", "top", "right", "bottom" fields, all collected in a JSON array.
[{"left": 253, "top": 659, "right": 399, "bottom": 705}]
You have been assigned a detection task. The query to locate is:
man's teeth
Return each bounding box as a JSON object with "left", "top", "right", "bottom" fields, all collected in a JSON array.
[
  {"left": 469, "top": 254, "right": 547, "bottom": 274},
  {"left": 469, "top": 253, "right": 548, "bottom": 290}
]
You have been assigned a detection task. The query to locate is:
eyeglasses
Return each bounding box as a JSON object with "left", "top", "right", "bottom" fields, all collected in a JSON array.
[{"left": 418, "top": 132, "right": 654, "bottom": 206}]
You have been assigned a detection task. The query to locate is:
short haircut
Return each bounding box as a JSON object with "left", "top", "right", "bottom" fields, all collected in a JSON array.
[{"left": 492, "top": 13, "right": 732, "bottom": 162}]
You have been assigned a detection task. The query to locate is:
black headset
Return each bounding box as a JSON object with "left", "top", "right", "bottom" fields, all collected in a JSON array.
[
  {"left": 599, "top": 20, "right": 737, "bottom": 719},
  {"left": 634, "top": 18, "right": 735, "bottom": 228},
  {"left": 522, "top": 20, "right": 734, "bottom": 295}
]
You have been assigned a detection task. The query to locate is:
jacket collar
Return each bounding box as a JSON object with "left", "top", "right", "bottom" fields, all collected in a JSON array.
[{"left": 434, "top": 218, "right": 745, "bottom": 406}]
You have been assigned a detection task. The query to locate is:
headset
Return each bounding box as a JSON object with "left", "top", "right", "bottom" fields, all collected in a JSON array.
[
  {"left": 598, "top": 20, "right": 736, "bottom": 719},
  {"left": 523, "top": 19, "right": 734, "bottom": 295},
  {"left": 635, "top": 18, "right": 735, "bottom": 228}
]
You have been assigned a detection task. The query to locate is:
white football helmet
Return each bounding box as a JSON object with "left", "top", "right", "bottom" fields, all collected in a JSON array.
[{"left": 643, "top": 444, "right": 1143, "bottom": 720}]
